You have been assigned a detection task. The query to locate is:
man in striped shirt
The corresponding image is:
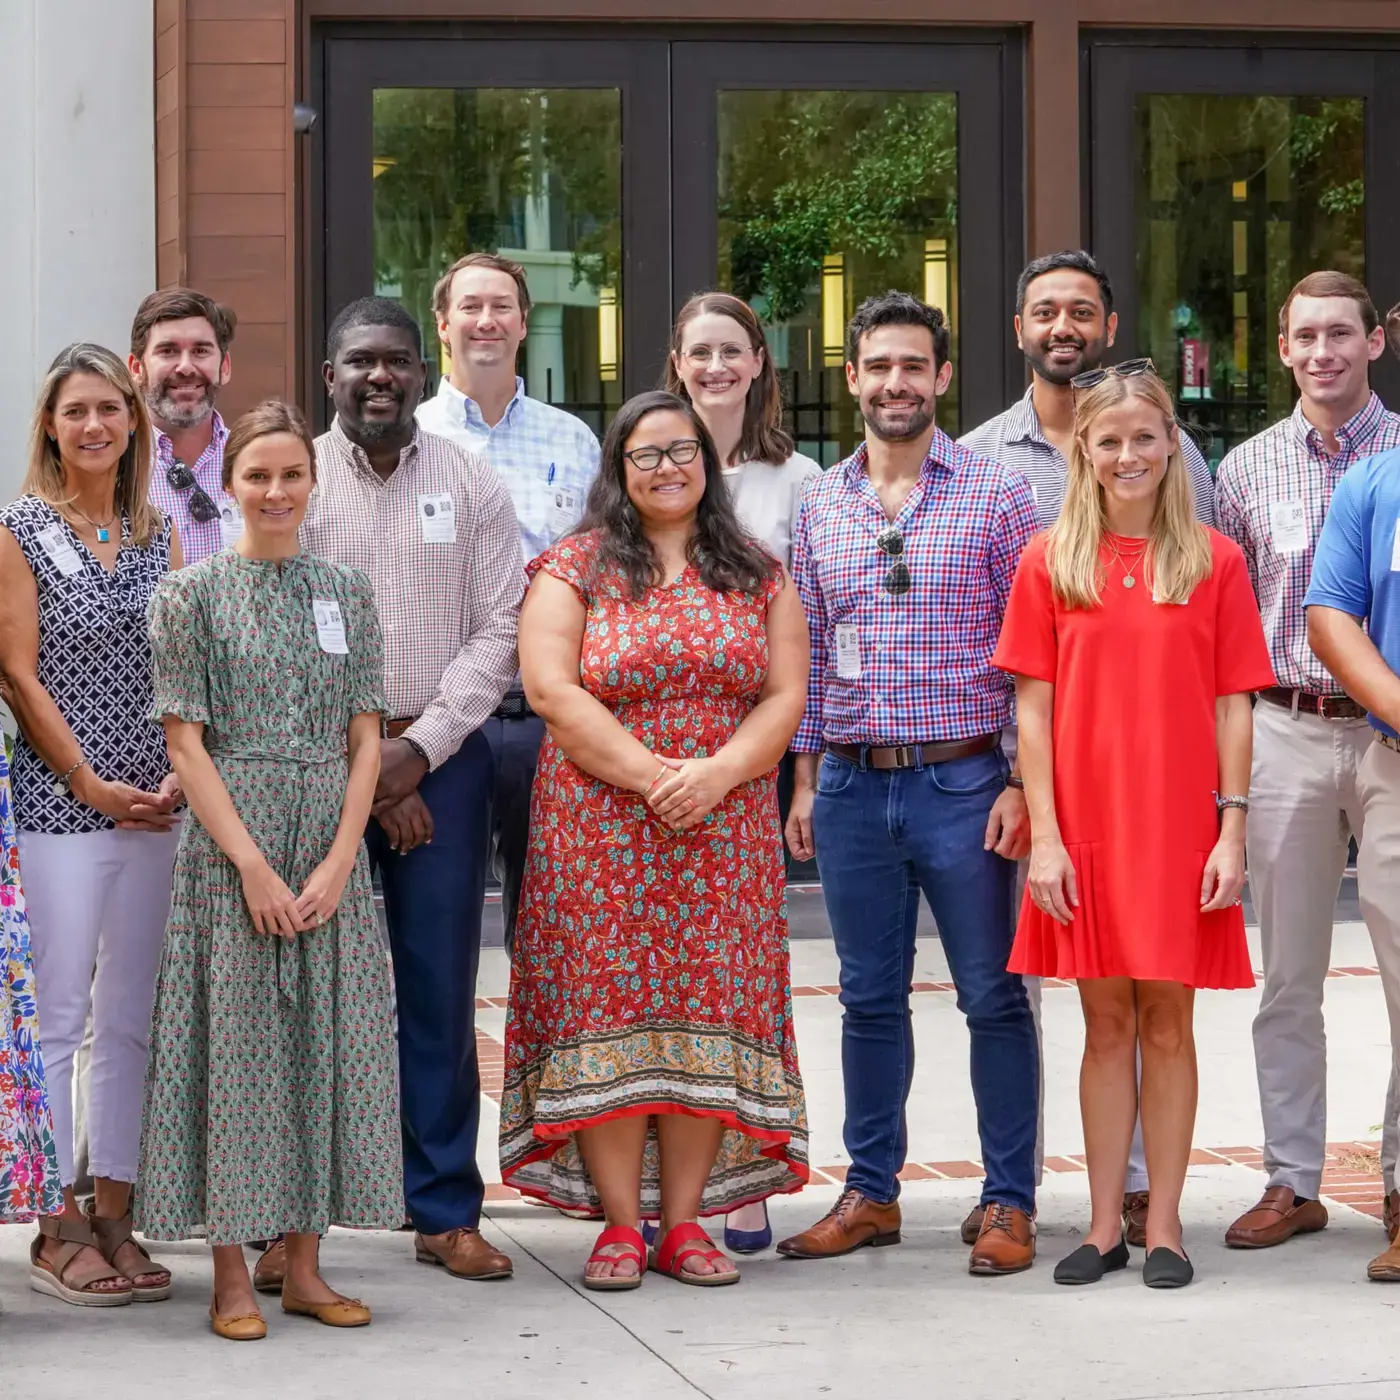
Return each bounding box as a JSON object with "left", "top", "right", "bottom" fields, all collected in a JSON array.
[
  {"left": 1216, "top": 271, "right": 1400, "bottom": 1252},
  {"left": 301, "top": 297, "right": 524, "bottom": 1286},
  {"left": 777, "top": 293, "right": 1041, "bottom": 1275}
]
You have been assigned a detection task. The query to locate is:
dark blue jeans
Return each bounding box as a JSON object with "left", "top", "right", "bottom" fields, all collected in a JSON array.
[
  {"left": 366, "top": 731, "right": 493, "bottom": 1234},
  {"left": 814, "top": 746, "right": 1038, "bottom": 1214}
]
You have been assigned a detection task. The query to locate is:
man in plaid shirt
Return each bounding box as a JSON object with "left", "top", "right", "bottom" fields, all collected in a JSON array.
[
  {"left": 776, "top": 292, "right": 1041, "bottom": 1274},
  {"left": 299, "top": 297, "right": 524, "bottom": 1287},
  {"left": 1216, "top": 271, "right": 1400, "bottom": 1252}
]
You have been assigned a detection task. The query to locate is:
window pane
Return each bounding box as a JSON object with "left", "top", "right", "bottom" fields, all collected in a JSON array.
[
  {"left": 716, "top": 90, "right": 961, "bottom": 461},
  {"left": 372, "top": 88, "right": 623, "bottom": 436},
  {"left": 1134, "top": 95, "right": 1365, "bottom": 463}
]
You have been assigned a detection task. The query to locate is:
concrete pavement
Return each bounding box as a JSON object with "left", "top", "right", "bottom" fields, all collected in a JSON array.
[{"left": 4, "top": 921, "right": 1398, "bottom": 1399}]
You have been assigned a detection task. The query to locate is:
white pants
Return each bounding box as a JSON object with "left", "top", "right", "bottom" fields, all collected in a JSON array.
[
  {"left": 1248, "top": 703, "right": 1398, "bottom": 1197},
  {"left": 19, "top": 827, "right": 179, "bottom": 1188}
]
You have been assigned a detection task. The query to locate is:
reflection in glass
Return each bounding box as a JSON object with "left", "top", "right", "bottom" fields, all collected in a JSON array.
[
  {"left": 1134, "top": 96, "right": 1365, "bottom": 463},
  {"left": 371, "top": 88, "right": 623, "bottom": 435},
  {"left": 715, "top": 91, "right": 961, "bottom": 461}
]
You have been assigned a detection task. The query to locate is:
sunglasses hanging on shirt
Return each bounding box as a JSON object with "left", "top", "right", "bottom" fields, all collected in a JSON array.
[
  {"left": 165, "top": 460, "right": 221, "bottom": 524},
  {"left": 876, "top": 525, "right": 911, "bottom": 597}
]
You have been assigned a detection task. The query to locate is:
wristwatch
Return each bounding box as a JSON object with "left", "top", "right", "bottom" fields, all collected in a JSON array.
[
  {"left": 403, "top": 735, "right": 430, "bottom": 766},
  {"left": 1006, "top": 775, "right": 1025, "bottom": 791}
]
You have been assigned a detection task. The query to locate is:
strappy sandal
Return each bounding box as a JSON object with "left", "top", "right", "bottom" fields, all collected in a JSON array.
[
  {"left": 650, "top": 1221, "right": 740, "bottom": 1287},
  {"left": 87, "top": 1208, "right": 173, "bottom": 1301},
  {"left": 29, "top": 1216, "right": 133, "bottom": 1307},
  {"left": 581, "top": 1225, "right": 647, "bottom": 1292}
]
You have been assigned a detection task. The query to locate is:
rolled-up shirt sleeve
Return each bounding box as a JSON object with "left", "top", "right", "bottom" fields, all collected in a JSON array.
[{"left": 406, "top": 465, "right": 525, "bottom": 767}]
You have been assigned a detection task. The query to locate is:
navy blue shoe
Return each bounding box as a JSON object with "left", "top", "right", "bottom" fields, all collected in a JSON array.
[
  {"left": 724, "top": 1202, "right": 773, "bottom": 1254},
  {"left": 642, "top": 1220, "right": 659, "bottom": 1248}
]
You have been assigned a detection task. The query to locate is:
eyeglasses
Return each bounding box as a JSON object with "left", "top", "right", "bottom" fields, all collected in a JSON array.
[
  {"left": 624, "top": 439, "right": 702, "bottom": 472},
  {"left": 876, "top": 525, "right": 911, "bottom": 597},
  {"left": 165, "top": 460, "right": 220, "bottom": 523},
  {"left": 1069, "top": 357, "right": 1157, "bottom": 393},
  {"left": 682, "top": 344, "right": 751, "bottom": 367}
]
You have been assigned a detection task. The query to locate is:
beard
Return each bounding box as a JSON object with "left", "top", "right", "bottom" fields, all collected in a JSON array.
[
  {"left": 1025, "top": 332, "right": 1109, "bottom": 387},
  {"left": 863, "top": 398, "right": 936, "bottom": 443},
  {"left": 351, "top": 416, "right": 409, "bottom": 444},
  {"left": 146, "top": 376, "right": 218, "bottom": 431}
]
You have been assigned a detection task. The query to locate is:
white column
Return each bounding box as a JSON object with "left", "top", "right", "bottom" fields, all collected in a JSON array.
[
  {"left": 525, "top": 304, "right": 566, "bottom": 405},
  {"left": 0, "top": 0, "right": 156, "bottom": 504}
]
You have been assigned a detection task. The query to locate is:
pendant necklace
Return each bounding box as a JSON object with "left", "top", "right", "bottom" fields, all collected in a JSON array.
[
  {"left": 68, "top": 504, "right": 118, "bottom": 544},
  {"left": 1107, "top": 537, "right": 1148, "bottom": 589}
]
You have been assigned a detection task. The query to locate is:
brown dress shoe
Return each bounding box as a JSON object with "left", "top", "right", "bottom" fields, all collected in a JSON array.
[
  {"left": 968, "top": 1203, "right": 1036, "bottom": 1275},
  {"left": 1122, "top": 1191, "right": 1149, "bottom": 1249},
  {"left": 414, "top": 1227, "right": 513, "bottom": 1280},
  {"left": 1225, "top": 1186, "right": 1328, "bottom": 1248},
  {"left": 253, "top": 1238, "right": 286, "bottom": 1294},
  {"left": 960, "top": 1204, "right": 986, "bottom": 1245},
  {"left": 1369, "top": 1238, "right": 1400, "bottom": 1281},
  {"left": 1385, "top": 1190, "right": 1400, "bottom": 1243},
  {"left": 776, "top": 1189, "right": 901, "bottom": 1259}
]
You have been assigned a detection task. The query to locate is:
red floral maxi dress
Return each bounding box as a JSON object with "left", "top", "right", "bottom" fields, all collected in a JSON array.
[{"left": 500, "top": 534, "right": 809, "bottom": 1216}]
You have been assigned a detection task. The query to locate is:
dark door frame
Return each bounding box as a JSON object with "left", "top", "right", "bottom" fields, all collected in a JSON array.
[
  {"left": 670, "top": 37, "right": 1023, "bottom": 432},
  {"left": 314, "top": 24, "right": 1025, "bottom": 430},
  {"left": 1085, "top": 33, "right": 1400, "bottom": 409}
]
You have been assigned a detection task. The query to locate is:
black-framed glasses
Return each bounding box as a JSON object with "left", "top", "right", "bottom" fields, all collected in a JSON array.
[
  {"left": 876, "top": 525, "right": 911, "bottom": 597},
  {"left": 165, "top": 460, "right": 220, "bottom": 523},
  {"left": 624, "top": 439, "right": 702, "bottom": 472},
  {"left": 1070, "top": 357, "right": 1157, "bottom": 393}
]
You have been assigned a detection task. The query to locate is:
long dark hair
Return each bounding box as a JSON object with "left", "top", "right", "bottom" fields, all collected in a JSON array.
[
  {"left": 665, "top": 292, "right": 794, "bottom": 467},
  {"left": 579, "top": 390, "right": 780, "bottom": 601}
]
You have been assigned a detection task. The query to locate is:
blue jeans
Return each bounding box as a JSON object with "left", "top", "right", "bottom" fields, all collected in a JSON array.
[
  {"left": 814, "top": 747, "right": 1038, "bottom": 1214},
  {"left": 366, "top": 731, "right": 493, "bottom": 1233}
]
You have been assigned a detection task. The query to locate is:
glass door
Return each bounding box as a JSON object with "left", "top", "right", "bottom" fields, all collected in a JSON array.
[
  {"left": 672, "top": 40, "right": 1020, "bottom": 450},
  {"left": 1087, "top": 41, "right": 1400, "bottom": 464}
]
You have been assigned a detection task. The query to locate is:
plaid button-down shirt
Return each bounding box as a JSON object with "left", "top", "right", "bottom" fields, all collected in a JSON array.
[
  {"left": 148, "top": 412, "right": 235, "bottom": 564},
  {"left": 301, "top": 419, "right": 525, "bottom": 768},
  {"left": 960, "top": 385, "right": 1218, "bottom": 530},
  {"left": 416, "top": 376, "right": 601, "bottom": 564},
  {"left": 791, "top": 430, "right": 1037, "bottom": 752},
  {"left": 1215, "top": 392, "right": 1400, "bottom": 693}
]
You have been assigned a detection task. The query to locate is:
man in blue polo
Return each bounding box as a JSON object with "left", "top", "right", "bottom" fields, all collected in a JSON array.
[{"left": 1306, "top": 438, "right": 1400, "bottom": 1284}]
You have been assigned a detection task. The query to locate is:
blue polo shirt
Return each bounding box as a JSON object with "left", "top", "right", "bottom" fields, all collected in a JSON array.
[{"left": 1305, "top": 447, "right": 1400, "bottom": 739}]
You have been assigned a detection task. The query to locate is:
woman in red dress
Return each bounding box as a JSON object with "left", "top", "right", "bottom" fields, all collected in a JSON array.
[
  {"left": 501, "top": 389, "right": 810, "bottom": 1290},
  {"left": 993, "top": 365, "right": 1273, "bottom": 1289}
]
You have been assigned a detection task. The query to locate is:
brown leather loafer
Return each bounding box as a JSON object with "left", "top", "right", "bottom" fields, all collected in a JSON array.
[
  {"left": 1225, "top": 1186, "right": 1328, "bottom": 1249},
  {"left": 960, "top": 1204, "right": 986, "bottom": 1245},
  {"left": 253, "top": 1238, "right": 286, "bottom": 1294},
  {"left": 776, "top": 1189, "right": 901, "bottom": 1259},
  {"left": 1385, "top": 1190, "right": 1400, "bottom": 1243},
  {"left": 1369, "top": 1238, "right": 1400, "bottom": 1281},
  {"left": 968, "top": 1203, "right": 1036, "bottom": 1275},
  {"left": 1122, "top": 1191, "right": 1149, "bottom": 1249},
  {"left": 414, "top": 1227, "right": 513, "bottom": 1280}
]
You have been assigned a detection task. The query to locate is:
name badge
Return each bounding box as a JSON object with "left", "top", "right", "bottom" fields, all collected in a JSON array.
[
  {"left": 418, "top": 492, "right": 456, "bottom": 544},
  {"left": 313, "top": 598, "right": 349, "bottom": 654},
  {"left": 219, "top": 502, "right": 244, "bottom": 549},
  {"left": 549, "top": 487, "right": 582, "bottom": 541},
  {"left": 834, "top": 623, "right": 862, "bottom": 679},
  {"left": 1270, "top": 499, "right": 1308, "bottom": 555},
  {"left": 36, "top": 525, "right": 84, "bottom": 577}
]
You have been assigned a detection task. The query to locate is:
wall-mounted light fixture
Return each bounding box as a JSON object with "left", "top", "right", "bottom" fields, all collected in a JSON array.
[
  {"left": 923, "top": 238, "right": 949, "bottom": 320},
  {"left": 598, "top": 287, "right": 619, "bottom": 383},
  {"left": 821, "top": 254, "right": 845, "bottom": 368},
  {"left": 293, "top": 103, "right": 318, "bottom": 136}
]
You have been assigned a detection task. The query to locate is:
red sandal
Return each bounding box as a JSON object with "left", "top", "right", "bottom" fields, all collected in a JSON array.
[
  {"left": 651, "top": 1221, "right": 740, "bottom": 1287},
  {"left": 582, "top": 1225, "right": 647, "bottom": 1291}
]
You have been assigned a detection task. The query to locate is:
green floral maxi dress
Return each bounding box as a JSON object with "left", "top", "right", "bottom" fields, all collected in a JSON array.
[{"left": 134, "top": 552, "right": 403, "bottom": 1245}]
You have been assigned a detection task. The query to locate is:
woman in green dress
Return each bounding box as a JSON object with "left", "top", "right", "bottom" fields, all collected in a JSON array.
[{"left": 135, "top": 399, "right": 402, "bottom": 1341}]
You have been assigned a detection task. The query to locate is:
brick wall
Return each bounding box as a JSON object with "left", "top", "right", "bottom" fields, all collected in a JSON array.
[{"left": 155, "top": 0, "right": 296, "bottom": 414}]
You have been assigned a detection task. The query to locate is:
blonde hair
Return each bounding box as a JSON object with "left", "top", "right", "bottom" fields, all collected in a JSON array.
[
  {"left": 1046, "top": 373, "right": 1211, "bottom": 609},
  {"left": 23, "top": 343, "right": 162, "bottom": 548}
]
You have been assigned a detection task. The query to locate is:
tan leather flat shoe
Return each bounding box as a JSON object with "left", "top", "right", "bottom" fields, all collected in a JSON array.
[
  {"left": 209, "top": 1301, "right": 267, "bottom": 1341},
  {"left": 281, "top": 1289, "right": 371, "bottom": 1327}
]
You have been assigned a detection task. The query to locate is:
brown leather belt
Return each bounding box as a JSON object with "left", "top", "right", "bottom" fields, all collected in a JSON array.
[
  {"left": 1257, "top": 687, "right": 1366, "bottom": 722},
  {"left": 826, "top": 732, "right": 1000, "bottom": 771},
  {"left": 385, "top": 717, "right": 417, "bottom": 739}
]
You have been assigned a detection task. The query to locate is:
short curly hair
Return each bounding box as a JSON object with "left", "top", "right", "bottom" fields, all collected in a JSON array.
[{"left": 846, "top": 291, "right": 950, "bottom": 370}]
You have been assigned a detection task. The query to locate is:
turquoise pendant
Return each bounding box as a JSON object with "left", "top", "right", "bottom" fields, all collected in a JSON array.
[{"left": 97, "top": 528, "right": 110, "bottom": 543}]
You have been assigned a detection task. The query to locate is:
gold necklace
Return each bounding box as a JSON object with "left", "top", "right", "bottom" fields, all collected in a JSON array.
[{"left": 1106, "top": 537, "right": 1148, "bottom": 589}]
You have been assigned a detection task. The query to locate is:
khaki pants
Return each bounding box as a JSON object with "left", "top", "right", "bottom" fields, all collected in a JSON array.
[
  {"left": 1250, "top": 702, "right": 1397, "bottom": 1197},
  {"left": 1355, "top": 739, "right": 1400, "bottom": 1196}
]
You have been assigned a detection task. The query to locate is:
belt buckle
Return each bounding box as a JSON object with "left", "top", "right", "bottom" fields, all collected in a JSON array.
[{"left": 890, "top": 744, "right": 916, "bottom": 769}]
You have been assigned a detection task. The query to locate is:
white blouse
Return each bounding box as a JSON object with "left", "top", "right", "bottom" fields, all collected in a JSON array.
[{"left": 720, "top": 451, "right": 823, "bottom": 569}]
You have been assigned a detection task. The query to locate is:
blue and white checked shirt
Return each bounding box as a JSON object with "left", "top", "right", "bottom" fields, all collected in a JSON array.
[
  {"left": 791, "top": 430, "right": 1038, "bottom": 752},
  {"left": 960, "top": 385, "right": 1217, "bottom": 530},
  {"left": 148, "top": 412, "right": 235, "bottom": 564},
  {"left": 416, "top": 376, "right": 601, "bottom": 564}
]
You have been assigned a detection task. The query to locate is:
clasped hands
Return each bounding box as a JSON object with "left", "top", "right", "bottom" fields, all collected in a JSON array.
[
  {"left": 239, "top": 853, "right": 351, "bottom": 939},
  {"left": 643, "top": 754, "right": 733, "bottom": 832}
]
